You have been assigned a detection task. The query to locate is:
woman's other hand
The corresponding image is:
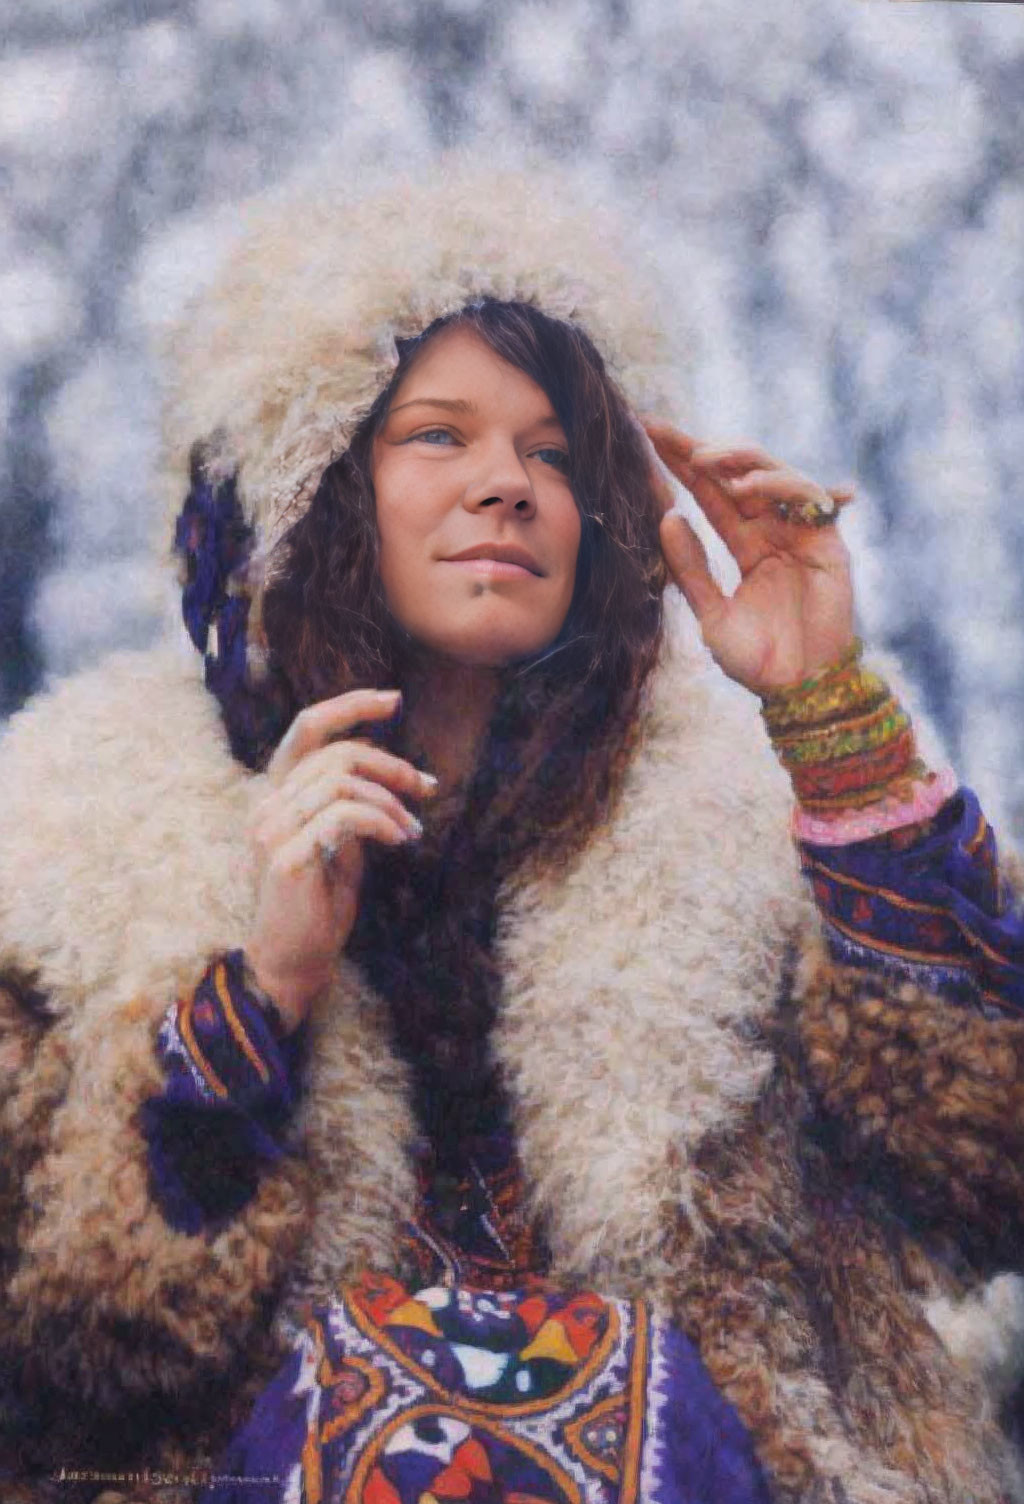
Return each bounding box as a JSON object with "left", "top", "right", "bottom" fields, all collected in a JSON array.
[
  {"left": 644, "top": 421, "right": 856, "bottom": 694},
  {"left": 242, "top": 690, "right": 438, "bottom": 1031}
]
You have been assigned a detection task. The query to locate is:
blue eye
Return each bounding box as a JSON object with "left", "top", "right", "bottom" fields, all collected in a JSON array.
[
  {"left": 536, "top": 447, "right": 570, "bottom": 473},
  {"left": 409, "top": 430, "right": 568, "bottom": 471}
]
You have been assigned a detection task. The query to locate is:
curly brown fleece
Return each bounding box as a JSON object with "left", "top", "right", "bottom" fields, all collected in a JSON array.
[{"left": 668, "top": 1078, "right": 1008, "bottom": 1502}]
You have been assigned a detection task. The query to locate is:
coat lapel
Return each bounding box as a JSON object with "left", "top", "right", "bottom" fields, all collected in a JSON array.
[
  {"left": 491, "top": 627, "right": 813, "bottom": 1296},
  {"left": 294, "top": 626, "right": 812, "bottom": 1305}
]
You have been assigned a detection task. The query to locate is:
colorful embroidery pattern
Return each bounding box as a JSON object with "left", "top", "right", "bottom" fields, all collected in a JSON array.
[
  {"left": 289, "top": 1274, "right": 653, "bottom": 1504},
  {"left": 801, "top": 788, "right": 1024, "bottom": 1016},
  {"left": 202, "top": 1268, "right": 770, "bottom": 1504},
  {"left": 191, "top": 1120, "right": 767, "bottom": 1503}
]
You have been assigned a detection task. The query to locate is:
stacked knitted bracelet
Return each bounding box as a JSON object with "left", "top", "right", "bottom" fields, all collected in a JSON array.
[{"left": 760, "top": 638, "right": 957, "bottom": 846}]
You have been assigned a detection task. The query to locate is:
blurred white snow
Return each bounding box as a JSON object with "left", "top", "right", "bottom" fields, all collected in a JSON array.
[{"left": 1, "top": 0, "right": 1021, "bottom": 828}]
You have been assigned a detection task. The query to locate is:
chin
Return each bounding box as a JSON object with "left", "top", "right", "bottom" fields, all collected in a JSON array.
[
  {"left": 441, "top": 643, "right": 537, "bottom": 670},
  {"left": 426, "top": 628, "right": 561, "bottom": 671}
]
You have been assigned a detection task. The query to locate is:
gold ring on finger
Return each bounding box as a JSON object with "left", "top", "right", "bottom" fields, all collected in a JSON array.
[{"left": 774, "top": 496, "right": 839, "bottom": 528}]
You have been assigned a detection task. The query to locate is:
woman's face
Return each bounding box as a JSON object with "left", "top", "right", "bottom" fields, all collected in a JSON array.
[{"left": 371, "top": 323, "right": 581, "bottom": 669}]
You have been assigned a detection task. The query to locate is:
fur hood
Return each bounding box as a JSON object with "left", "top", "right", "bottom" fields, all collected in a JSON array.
[
  {"left": 157, "top": 151, "right": 691, "bottom": 616},
  {"left": 0, "top": 615, "right": 813, "bottom": 1318}
]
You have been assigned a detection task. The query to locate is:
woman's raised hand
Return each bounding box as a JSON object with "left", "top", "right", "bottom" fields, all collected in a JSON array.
[
  {"left": 242, "top": 689, "right": 438, "bottom": 1033},
  {"left": 644, "top": 421, "right": 857, "bottom": 695}
]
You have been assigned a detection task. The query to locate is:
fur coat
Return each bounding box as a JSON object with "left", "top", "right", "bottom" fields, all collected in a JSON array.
[
  {"left": 3, "top": 155, "right": 1024, "bottom": 1504},
  {"left": 2, "top": 622, "right": 1024, "bottom": 1504}
]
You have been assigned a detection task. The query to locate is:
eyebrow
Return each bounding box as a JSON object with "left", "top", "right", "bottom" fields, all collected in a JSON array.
[{"left": 388, "top": 396, "right": 564, "bottom": 428}]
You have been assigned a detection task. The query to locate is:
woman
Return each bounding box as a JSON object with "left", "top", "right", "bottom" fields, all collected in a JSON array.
[{"left": 2, "top": 158, "right": 1023, "bottom": 1504}]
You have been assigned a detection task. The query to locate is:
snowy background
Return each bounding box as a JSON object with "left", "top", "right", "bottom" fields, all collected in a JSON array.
[{"left": 2, "top": 0, "right": 1022, "bottom": 831}]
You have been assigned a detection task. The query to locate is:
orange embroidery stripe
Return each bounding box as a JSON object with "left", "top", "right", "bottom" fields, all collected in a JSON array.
[
  {"left": 824, "top": 911, "right": 969, "bottom": 969},
  {"left": 954, "top": 920, "right": 1021, "bottom": 971},
  {"left": 301, "top": 1418, "right": 323, "bottom": 1504},
  {"left": 965, "top": 812, "right": 989, "bottom": 856},
  {"left": 818, "top": 866, "right": 1018, "bottom": 974},
  {"left": 980, "top": 985, "right": 1022, "bottom": 1015},
  {"left": 176, "top": 991, "right": 228, "bottom": 1100},
  {"left": 804, "top": 857, "right": 951, "bottom": 918},
  {"left": 301, "top": 1318, "right": 327, "bottom": 1504},
  {"left": 620, "top": 1301, "right": 648, "bottom": 1504},
  {"left": 213, "top": 961, "right": 271, "bottom": 1083}
]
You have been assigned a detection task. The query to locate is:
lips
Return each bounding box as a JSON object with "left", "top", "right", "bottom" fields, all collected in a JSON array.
[{"left": 444, "top": 542, "right": 543, "bottom": 575}]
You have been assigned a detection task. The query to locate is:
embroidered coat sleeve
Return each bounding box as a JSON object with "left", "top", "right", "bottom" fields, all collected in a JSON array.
[
  {"left": 764, "top": 643, "right": 1024, "bottom": 1260},
  {"left": 141, "top": 950, "right": 308, "bottom": 1236},
  {"left": 800, "top": 788, "right": 1024, "bottom": 1016}
]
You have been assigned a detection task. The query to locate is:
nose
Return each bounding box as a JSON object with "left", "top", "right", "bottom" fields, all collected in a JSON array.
[{"left": 465, "top": 440, "right": 536, "bottom": 515}]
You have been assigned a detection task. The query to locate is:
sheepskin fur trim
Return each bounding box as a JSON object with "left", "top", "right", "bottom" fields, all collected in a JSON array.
[
  {"left": 492, "top": 625, "right": 815, "bottom": 1293},
  {"left": 283, "top": 624, "right": 820, "bottom": 1312},
  {"left": 0, "top": 648, "right": 311, "bottom": 1427},
  {"left": 0, "top": 643, "right": 258, "bottom": 1012},
  {"left": 0, "top": 645, "right": 416, "bottom": 1379},
  {"left": 279, "top": 956, "right": 418, "bottom": 1315},
  {"left": 0, "top": 624, "right": 807, "bottom": 1310},
  {"left": 157, "top": 152, "right": 686, "bottom": 584}
]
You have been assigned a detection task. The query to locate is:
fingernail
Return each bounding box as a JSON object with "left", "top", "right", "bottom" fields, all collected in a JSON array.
[
  {"left": 377, "top": 689, "right": 402, "bottom": 701},
  {"left": 407, "top": 815, "right": 424, "bottom": 837},
  {"left": 420, "top": 772, "right": 439, "bottom": 789}
]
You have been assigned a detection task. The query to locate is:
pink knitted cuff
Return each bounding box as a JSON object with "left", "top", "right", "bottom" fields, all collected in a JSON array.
[{"left": 792, "top": 764, "right": 959, "bottom": 846}]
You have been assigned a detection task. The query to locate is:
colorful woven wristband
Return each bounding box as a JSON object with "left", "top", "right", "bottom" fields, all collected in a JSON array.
[{"left": 759, "top": 639, "right": 918, "bottom": 816}]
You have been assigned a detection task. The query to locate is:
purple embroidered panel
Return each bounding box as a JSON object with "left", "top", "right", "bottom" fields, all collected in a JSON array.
[
  {"left": 196, "top": 1275, "right": 771, "bottom": 1504},
  {"left": 799, "top": 787, "right": 1024, "bottom": 1016}
]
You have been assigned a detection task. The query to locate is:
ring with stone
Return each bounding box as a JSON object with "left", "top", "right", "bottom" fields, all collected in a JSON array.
[{"left": 775, "top": 495, "right": 839, "bottom": 528}]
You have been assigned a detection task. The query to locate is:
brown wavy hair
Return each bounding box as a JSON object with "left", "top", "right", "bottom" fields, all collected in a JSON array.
[{"left": 261, "top": 300, "right": 669, "bottom": 1141}]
